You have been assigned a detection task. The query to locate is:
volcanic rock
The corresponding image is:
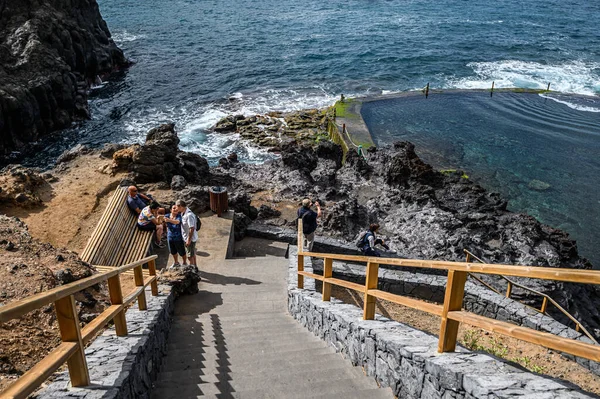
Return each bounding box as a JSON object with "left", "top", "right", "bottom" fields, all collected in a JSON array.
[
  {"left": 171, "top": 175, "right": 187, "bottom": 191},
  {"left": 0, "top": 0, "right": 129, "bottom": 157},
  {"left": 219, "top": 139, "right": 600, "bottom": 337},
  {"left": 159, "top": 264, "right": 201, "bottom": 297},
  {"left": 0, "top": 165, "right": 50, "bottom": 207}
]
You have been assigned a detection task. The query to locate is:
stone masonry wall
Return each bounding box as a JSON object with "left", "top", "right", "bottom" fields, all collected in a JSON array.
[
  {"left": 309, "top": 259, "right": 600, "bottom": 376},
  {"left": 287, "top": 246, "right": 597, "bottom": 398},
  {"left": 35, "top": 286, "right": 175, "bottom": 399}
]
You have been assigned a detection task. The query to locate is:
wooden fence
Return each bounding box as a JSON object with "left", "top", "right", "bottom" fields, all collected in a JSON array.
[
  {"left": 0, "top": 256, "right": 159, "bottom": 399},
  {"left": 296, "top": 221, "right": 600, "bottom": 362}
]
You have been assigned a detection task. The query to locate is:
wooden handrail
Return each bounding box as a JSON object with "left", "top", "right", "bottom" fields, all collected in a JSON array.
[
  {"left": 464, "top": 249, "right": 598, "bottom": 344},
  {"left": 0, "top": 255, "right": 159, "bottom": 399},
  {"left": 299, "top": 250, "right": 600, "bottom": 284},
  {"left": 295, "top": 223, "right": 600, "bottom": 364},
  {"left": 0, "top": 256, "right": 156, "bottom": 323}
]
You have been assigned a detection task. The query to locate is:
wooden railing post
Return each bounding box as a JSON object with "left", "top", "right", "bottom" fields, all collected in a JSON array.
[
  {"left": 107, "top": 275, "right": 128, "bottom": 336},
  {"left": 297, "top": 218, "right": 304, "bottom": 254},
  {"left": 297, "top": 219, "right": 304, "bottom": 289},
  {"left": 54, "top": 295, "right": 90, "bottom": 387},
  {"left": 148, "top": 259, "right": 158, "bottom": 296},
  {"left": 506, "top": 281, "right": 513, "bottom": 298},
  {"left": 322, "top": 258, "right": 333, "bottom": 301},
  {"left": 134, "top": 265, "right": 147, "bottom": 310},
  {"left": 363, "top": 261, "right": 379, "bottom": 320},
  {"left": 438, "top": 270, "right": 467, "bottom": 353},
  {"left": 297, "top": 254, "right": 304, "bottom": 289},
  {"left": 540, "top": 296, "right": 548, "bottom": 313}
]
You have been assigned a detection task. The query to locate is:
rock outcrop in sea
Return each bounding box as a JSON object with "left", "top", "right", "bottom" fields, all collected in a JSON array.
[{"left": 0, "top": 0, "right": 128, "bottom": 158}]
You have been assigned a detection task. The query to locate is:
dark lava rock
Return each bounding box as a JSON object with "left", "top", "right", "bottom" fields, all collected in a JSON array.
[
  {"left": 171, "top": 175, "right": 187, "bottom": 191},
  {"left": 233, "top": 212, "right": 252, "bottom": 241},
  {"left": 55, "top": 268, "right": 75, "bottom": 284},
  {"left": 177, "top": 186, "right": 211, "bottom": 215},
  {"left": 159, "top": 264, "right": 202, "bottom": 297},
  {"left": 128, "top": 124, "right": 210, "bottom": 185},
  {"left": 218, "top": 139, "right": 600, "bottom": 338},
  {"left": 228, "top": 192, "right": 258, "bottom": 220},
  {"left": 257, "top": 204, "right": 282, "bottom": 220},
  {"left": 0, "top": 0, "right": 130, "bottom": 157},
  {"left": 56, "top": 144, "right": 90, "bottom": 164},
  {"left": 214, "top": 114, "right": 244, "bottom": 132},
  {"left": 176, "top": 152, "right": 210, "bottom": 185},
  {"left": 100, "top": 143, "right": 128, "bottom": 159}
]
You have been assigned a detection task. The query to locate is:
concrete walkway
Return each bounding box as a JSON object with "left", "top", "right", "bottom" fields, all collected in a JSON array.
[{"left": 151, "top": 239, "right": 394, "bottom": 399}]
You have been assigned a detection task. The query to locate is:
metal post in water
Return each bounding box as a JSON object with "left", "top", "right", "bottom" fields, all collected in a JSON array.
[
  {"left": 490, "top": 81, "right": 495, "bottom": 97},
  {"left": 547, "top": 82, "right": 551, "bottom": 91},
  {"left": 425, "top": 82, "right": 430, "bottom": 98}
]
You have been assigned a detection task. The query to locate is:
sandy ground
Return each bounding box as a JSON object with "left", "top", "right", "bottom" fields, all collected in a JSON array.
[
  {"left": 0, "top": 155, "right": 127, "bottom": 252},
  {"left": 329, "top": 285, "right": 600, "bottom": 395}
]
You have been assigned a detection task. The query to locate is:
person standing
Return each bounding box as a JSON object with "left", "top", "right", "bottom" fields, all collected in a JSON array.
[
  {"left": 176, "top": 199, "right": 198, "bottom": 266},
  {"left": 297, "top": 198, "right": 321, "bottom": 252},
  {"left": 165, "top": 204, "right": 187, "bottom": 268}
]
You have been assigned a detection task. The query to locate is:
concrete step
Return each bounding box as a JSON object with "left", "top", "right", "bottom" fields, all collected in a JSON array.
[
  {"left": 151, "top": 375, "right": 390, "bottom": 399},
  {"left": 155, "top": 358, "right": 365, "bottom": 388},
  {"left": 168, "top": 321, "right": 309, "bottom": 336},
  {"left": 155, "top": 352, "right": 347, "bottom": 383},
  {"left": 166, "top": 328, "right": 319, "bottom": 349},
  {"left": 163, "top": 336, "right": 326, "bottom": 358},
  {"left": 172, "top": 315, "right": 297, "bottom": 327},
  {"left": 160, "top": 346, "right": 333, "bottom": 372}
]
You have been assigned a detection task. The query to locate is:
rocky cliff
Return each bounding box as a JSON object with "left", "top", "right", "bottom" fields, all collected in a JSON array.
[{"left": 0, "top": 0, "right": 128, "bottom": 158}]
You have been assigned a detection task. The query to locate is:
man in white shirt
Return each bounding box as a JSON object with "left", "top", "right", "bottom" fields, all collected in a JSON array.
[{"left": 176, "top": 199, "right": 198, "bottom": 266}]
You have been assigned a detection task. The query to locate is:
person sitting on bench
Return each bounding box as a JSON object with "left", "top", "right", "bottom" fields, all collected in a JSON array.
[
  {"left": 127, "top": 185, "right": 164, "bottom": 215},
  {"left": 137, "top": 202, "right": 165, "bottom": 247}
]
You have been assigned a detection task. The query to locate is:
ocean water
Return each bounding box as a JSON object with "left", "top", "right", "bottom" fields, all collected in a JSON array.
[{"left": 22, "top": 0, "right": 600, "bottom": 263}]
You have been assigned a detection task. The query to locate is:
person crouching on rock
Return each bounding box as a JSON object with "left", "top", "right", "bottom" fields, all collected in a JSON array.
[
  {"left": 358, "top": 223, "right": 390, "bottom": 257},
  {"left": 297, "top": 198, "right": 321, "bottom": 252},
  {"left": 165, "top": 204, "right": 187, "bottom": 269},
  {"left": 137, "top": 202, "right": 165, "bottom": 248}
]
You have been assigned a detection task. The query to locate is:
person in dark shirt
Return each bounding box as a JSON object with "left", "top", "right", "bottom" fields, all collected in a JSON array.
[
  {"left": 127, "top": 186, "right": 164, "bottom": 215},
  {"left": 358, "top": 223, "right": 390, "bottom": 257},
  {"left": 165, "top": 204, "right": 187, "bottom": 268},
  {"left": 297, "top": 198, "right": 321, "bottom": 252}
]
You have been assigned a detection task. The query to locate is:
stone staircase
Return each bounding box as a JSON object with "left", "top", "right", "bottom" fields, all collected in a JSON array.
[{"left": 151, "top": 252, "right": 394, "bottom": 399}]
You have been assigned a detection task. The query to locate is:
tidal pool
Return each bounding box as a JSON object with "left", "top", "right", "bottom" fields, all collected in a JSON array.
[{"left": 361, "top": 91, "right": 600, "bottom": 267}]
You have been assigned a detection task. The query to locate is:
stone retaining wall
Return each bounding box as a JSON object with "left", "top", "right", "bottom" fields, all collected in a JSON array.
[
  {"left": 287, "top": 247, "right": 597, "bottom": 398},
  {"left": 309, "top": 258, "right": 600, "bottom": 376},
  {"left": 36, "top": 286, "right": 175, "bottom": 399}
]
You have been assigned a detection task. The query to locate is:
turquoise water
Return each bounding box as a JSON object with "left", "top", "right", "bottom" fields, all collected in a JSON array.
[{"left": 361, "top": 92, "right": 600, "bottom": 267}]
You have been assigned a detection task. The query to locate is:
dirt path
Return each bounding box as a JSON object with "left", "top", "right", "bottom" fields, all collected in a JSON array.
[{"left": 0, "top": 155, "right": 127, "bottom": 252}]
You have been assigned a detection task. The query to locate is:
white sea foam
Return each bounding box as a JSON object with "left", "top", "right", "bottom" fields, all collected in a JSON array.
[
  {"left": 447, "top": 60, "right": 600, "bottom": 97},
  {"left": 538, "top": 94, "right": 600, "bottom": 113},
  {"left": 118, "top": 87, "right": 339, "bottom": 164},
  {"left": 112, "top": 30, "right": 145, "bottom": 44}
]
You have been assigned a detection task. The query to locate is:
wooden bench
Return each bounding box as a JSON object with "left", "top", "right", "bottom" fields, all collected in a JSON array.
[{"left": 80, "top": 187, "right": 154, "bottom": 267}]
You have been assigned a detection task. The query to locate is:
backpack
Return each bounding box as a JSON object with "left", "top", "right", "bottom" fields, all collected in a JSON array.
[
  {"left": 355, "top": 231, "right": 371, "bottom": 248},
  {"left": 195, "top": 214, "right": 202, "bottom": 231}
]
